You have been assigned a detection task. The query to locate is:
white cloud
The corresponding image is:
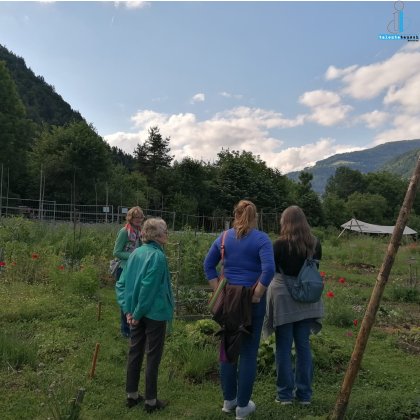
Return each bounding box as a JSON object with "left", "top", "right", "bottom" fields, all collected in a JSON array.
[
  {"left": 329, "top": 44, "right": 420, "bottom": 100},
  {"left": 383, "top": 72, "right": 420, "bottom": 112},
  {"left": 325, "top": 65, "right": 358, "bottom": 80},
  {"left": 105, "top": 107, "right": 360, "bottom": 173},
  {"left": 299, "top": 90, "right": 352, "bottom": 126},
  {"left": 358, "top": 110, "right": 389, "bottom": 129},
  {"left": 114, "top": 1, "right": 150, "bottom": 10},
  {"left": 299, "top": 90, "right": 341, "bottom": 107},
  {"left": 190, "top": 93, "right": 205, "bottom": 104},
  {"left": 219, "top": 91, "right": 244, "bottom": 100},
  {"left": 264, "top": 138, "right": 364, "bottom": 174},
  {"left": 375, "top": 114, "right": 420, "bottom": 144}
]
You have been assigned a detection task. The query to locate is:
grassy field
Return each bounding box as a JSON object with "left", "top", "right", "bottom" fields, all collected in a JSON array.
[{"left": 0, "top": 218, "right": 419, "bottom": 419}]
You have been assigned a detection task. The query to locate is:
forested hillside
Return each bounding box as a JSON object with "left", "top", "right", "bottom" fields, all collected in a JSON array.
[
  {"left": 380, "top": 148, "right": 420, "bottom": 178},
  {"left": 287, "top": 140, "right": 420, "bottom": 193},
  {"left": 0, "top": 45, "right": 84, "bottom": 126}
]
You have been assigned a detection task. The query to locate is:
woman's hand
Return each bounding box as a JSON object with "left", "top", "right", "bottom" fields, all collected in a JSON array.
[
  {"left": 126, "top": 312, "right": 139, "bottom": 326},
  {"left": 252, "top": 282, "right": 267, "bottom": 303},
  {"left": 208, "top": 278, "right": 219, "bottom": 292}
]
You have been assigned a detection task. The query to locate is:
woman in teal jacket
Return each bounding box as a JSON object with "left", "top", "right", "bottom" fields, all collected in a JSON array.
[{"left": 116, "top": 218, "right": 174, "bottom": 413}]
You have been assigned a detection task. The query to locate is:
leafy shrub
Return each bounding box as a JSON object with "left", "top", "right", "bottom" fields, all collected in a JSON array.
[
  {"left": 390, "top": 284, "right": 419, "bottom": 303},
  {"left": 325, "top": 301, "right": 355, "bottom": 327},
  {"left": 65, "top": 265, "right": 99, "bottom": 298},
  {"left": 178, "top": 286, "right": 210, "bottom": 315},
  {"left": 185, "top": 319, "right": 219, "bottom": 347},
  {"left": 257, "top": 334, "right": 276, "bottom": 374},
  {"left": 169, "top": 230, "right": 215, "bottom": 286}
]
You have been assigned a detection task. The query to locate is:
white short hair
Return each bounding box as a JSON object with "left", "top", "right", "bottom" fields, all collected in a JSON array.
[{"left": 142, "top": 218, "right": 167, "bottom": 243}]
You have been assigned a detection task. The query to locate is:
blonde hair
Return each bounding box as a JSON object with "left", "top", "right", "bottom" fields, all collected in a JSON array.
[
  {"left": 279, "top": 205, "right": 315, "bottom": 257},
  {"left": 126, "top": 206, "right": 144, "bottom": 224},
  {"left": 232, "top": 200, "right": 257, "bottom": 238},
  {"left": 142, "top": 218, "right": 167, "bottom": 243}
]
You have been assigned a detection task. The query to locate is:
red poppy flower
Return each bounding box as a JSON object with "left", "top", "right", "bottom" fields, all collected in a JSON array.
[
  {"left": 320, "top": 271, "right": 326, "bottom": 278},
  {"left": 338, "top": 277, "right": 346, "bottom": 284},
  {"left": 326, "top": 291, "right": 335, "bottom": 298},
  {"left": 346, "top": 331, "right": 353, "bottom": 337},
  {"left": 0, "top": 261, "right": 5, "bottom": 267},
  {"left": 58, "top": 265, "right": 65, "bottom": 271},
  {"left": 31, "top": 253, "right": 39, "bottom": 260},
  {"left": 353, "top": 319, "right": 358, "bottom": 327}
]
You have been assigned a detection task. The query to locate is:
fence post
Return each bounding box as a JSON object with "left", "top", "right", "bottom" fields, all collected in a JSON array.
[{"left": 330, "top": 156, "right": 420, "bottom": 420}]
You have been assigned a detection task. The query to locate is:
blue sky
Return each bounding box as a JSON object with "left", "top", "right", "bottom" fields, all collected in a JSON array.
[{"left": 1, "top": 1, "right": 420, "bottom": 173}]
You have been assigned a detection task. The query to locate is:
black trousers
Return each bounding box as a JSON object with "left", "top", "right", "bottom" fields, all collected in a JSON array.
[{"left": 126, "top": 317, "right": 166, "bottom": 400}]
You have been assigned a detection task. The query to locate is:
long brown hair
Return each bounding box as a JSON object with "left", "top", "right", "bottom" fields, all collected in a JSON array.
[
  {"left": 232, "top": 200, "right": 257, "bottom": 238},
  {"left": 279, "top": 205, "right": 315, "bottom": 257}
]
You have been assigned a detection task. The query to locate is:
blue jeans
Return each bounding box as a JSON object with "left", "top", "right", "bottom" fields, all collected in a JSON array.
[
  {"left": 220, "top": 296, "right": 265, "bottom": 408},
  {"left": 275, "top": 318, "right": 313, "bottom": 402},
  {"left": 116, "top": 267, "right": 130, "bottom": 337}
]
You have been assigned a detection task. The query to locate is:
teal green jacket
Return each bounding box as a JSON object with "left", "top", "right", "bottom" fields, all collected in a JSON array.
[
  {"left": 115, "top": 241, "right": 174, "bottom": 322},
  {"left": 113, "top": 227, "right": 140, "bottom": 269}
]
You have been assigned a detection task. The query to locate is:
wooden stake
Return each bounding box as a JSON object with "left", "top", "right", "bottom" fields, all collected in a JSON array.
[
  {"left": 97, "top": 301, "right": 102, "bottom": 321},
  {"left": 88, "top": 343, "right": 100, "bottom": 379},
  {"left": 330, "top": 156, "right": 420, "bottom": 420}
]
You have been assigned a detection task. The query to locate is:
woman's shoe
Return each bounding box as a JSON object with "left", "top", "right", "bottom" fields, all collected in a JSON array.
[
  {"left": 235, "top": 400, "right": 256, "bottom": 419},
  {"left": 222, "top": 398, "right": 237, "bottom": 413},
  {"left": 275, "top": 398, "right": 292, "bottom": 405},
  {"left": 126, "top": 394, "right": 144, "bottom": 408},
  {"left": 144, "top": 399, "right": 168, "bottom": 413}
]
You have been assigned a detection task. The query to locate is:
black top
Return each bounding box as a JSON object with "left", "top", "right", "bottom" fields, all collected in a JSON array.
[{"left": 273, "top": 237, "right": 322, "bottom": 276}]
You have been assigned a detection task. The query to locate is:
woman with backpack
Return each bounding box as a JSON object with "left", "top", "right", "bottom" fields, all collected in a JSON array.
[{"left": 264, "top": 205, "right": 323, "bottom": 406}]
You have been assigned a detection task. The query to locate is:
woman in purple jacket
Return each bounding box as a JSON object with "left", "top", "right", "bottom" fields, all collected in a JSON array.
[{"left": 204, "top": 200, "right": 275, "bottom": 420}]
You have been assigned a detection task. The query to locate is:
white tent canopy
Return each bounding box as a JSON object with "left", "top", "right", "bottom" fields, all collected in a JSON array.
[{"left": 339, "top": 218, "right": 417, "bottom": 236}]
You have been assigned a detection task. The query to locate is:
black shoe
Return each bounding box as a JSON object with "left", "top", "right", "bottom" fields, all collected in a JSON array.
[
  {"left": 144, "top": 399, "right": 168, "bottom": 413},
  {"left": 126, "top": 395, "right": 144, "bottom": 408}
]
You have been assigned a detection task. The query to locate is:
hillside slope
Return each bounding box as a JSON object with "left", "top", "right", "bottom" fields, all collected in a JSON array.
[
  {"left": 0, "top": 44, "right": 84, "bottom": 126},
  {"left": 287, "top": 139, "right": 420, "bottom": 193}
]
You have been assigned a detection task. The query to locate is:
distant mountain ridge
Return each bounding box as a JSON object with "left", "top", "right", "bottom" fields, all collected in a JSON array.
[{"left": 287, "top": 139, "right": 420, "bottom": 194}]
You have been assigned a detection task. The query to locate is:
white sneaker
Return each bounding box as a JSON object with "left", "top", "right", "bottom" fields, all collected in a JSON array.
[
  {"left": 275, "top": 398, "right": 292, "bottom": 405},
  {"left": 235, "top": 400, "right": 256, "bottom": 419},
  {"left": 222, "top": 398, "right": 237, "bottom": 413}
]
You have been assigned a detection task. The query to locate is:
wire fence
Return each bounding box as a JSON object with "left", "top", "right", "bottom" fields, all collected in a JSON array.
[{"left": 0, "top": 196, "right": 281, "bottom": 234}]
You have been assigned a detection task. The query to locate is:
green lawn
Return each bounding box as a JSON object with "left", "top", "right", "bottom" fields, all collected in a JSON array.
[{"left": 0, "top": 221, "right": 419, "bottom": 419}]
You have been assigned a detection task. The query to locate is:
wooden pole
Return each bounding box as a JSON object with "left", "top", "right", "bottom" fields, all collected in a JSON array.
[
  {"left": 330, "top": 156, "right": 420, "bottom": 420},
  {"left": 88, "top": 343, "right": 100, "bottom": 379}
]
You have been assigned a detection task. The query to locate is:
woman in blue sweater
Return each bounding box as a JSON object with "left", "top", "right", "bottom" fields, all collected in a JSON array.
[{"left": 204, "top": 200, "right": 275, "bottom": 420}]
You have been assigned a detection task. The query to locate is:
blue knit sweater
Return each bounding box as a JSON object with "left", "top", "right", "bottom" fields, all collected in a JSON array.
[{"left": 204, "top": 228, "right": 275, "bottom": 287}]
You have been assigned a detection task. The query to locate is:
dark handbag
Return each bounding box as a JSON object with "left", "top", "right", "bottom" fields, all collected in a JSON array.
[
  {"left": 208, "top": 231, "right": 228, "bottom": 317},
  {"left": 285, "top": 258, "right": 324, "bottom": 303},
  {"left": 109, "top": 258, "right": 120, "bottom": 277}
]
